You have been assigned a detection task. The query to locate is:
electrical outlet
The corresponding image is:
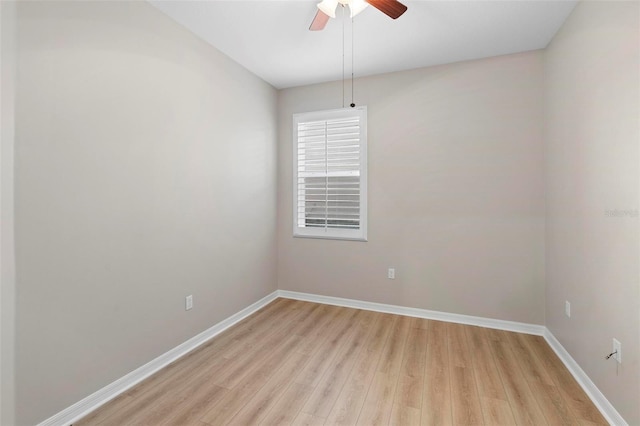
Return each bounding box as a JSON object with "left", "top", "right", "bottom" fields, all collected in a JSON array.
[
  {"left": 185, "top": 295, "right": 193, "bottom": 311},
  {"left": 612, "top": 338, "right": 621, "bottom": 363},
  {"left": 565, "top": 301, "right": 571, "bottom": 318},
  {"left": 388, "top": 268, "right": 395, "bottom": 279}
]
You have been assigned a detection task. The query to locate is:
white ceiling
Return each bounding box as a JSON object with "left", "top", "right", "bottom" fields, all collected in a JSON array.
[{"left": 150, "top": 0, "right": 577, "bottom": 89}]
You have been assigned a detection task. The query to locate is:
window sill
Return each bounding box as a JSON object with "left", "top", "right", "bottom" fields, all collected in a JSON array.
[{"left": 293, "top": 233, "right": 368, "bottom": 242}]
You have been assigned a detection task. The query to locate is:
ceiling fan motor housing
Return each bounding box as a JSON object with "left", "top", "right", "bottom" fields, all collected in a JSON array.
[
  {"left": 317, "top": 0, "right": 370, "bottom": 19},
  {"left": 311, "top": 0, "right": 406, "bottom": 31}
]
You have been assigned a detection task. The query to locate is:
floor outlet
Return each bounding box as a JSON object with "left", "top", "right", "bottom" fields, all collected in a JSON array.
[{"left": 186, "top": 295, "right": 193, "bottom": 311}]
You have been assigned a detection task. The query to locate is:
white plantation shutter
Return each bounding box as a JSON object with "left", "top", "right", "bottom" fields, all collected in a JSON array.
[{"left": 293, "top": 107, "right": 367, "bottom": 241}]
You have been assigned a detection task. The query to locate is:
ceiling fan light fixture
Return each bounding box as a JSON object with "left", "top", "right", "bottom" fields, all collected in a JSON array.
[
  {"left": 349, "top": 0, "right": 369, "bottom": 17},
  {"left": 317, "top": 0, "right": 338, "bottom": 18}
]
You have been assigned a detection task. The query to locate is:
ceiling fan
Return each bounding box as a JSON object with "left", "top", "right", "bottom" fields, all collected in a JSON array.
[{"left": 309, "top": 0, "right": 408, "bottom": 31}]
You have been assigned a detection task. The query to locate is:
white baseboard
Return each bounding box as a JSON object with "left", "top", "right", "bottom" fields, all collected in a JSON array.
[
  {"left": 543, "top": 330, "right": 627, "bottom": 426},
  {"left": 277, "top": 290, "right": 546, "bottom": 335},
  {"left": 38, "top": 291, "right": 279, "bottom": 426},
  {"left": 39, "top": 289, "right": 625, "bottom": 426}
]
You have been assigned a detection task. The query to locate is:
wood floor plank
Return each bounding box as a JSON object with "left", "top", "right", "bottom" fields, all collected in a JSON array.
[
  {"left": 75, "top": 300, "right": 607, "bottom": 426},
  {"left": 127, "top": 358, "right": 232, "bottom": 426},
  {"left": 356, "top": 371, "right": 400, "bottom": 426},
  {"left": 200, "top": 298, "right": 294, "bottom": 357},
  {"left": 228, "top": 308, "right": 354, "bottom": 426},
  {"left": 521, "top": 334, "right": 607, "bottom": 425},
  {"left": 302, "top": 312, "right": 379, "bottom": 419},
  {"left": 376, "top": 315, "right": 412, "bottom": 376},
  {"left": 97, "top": 352, "right": 232, "bottom": 426},
  {"left": 411, "top": 317, "right": 431, "bottom": 330},
  {"left": 447, "top": 323, "right": 483, "bottom": 425},
  {"left": 160, "top": 383, "right": 228, "bottom": 426},
  {"left": 291, "top": 413, "right": 325, "bottom": 426},
  {"left": 578, "top": 419, "right": 608, "bottom": 426},
  {"left": 221, "top": 301, "right": 315, "bottom": 361},
  {"left": 200, "top": 303, "right": 335, "bottom": 425},
  {"left": 390, "top": 325, "right": 428, "bottom": 419},
  {"left": 200, "top": 333, "right": 304, "bottom": 425},
  {"left": 450, "top": 366, "right": 484, "bottom": 425},
  {"left": 484, "top": 327, "right": 509, "bottom": 342},
  {"left": 506, "top": 331, "right": 555, "bottom": 385},
  {"left": 465, "top": 325, "right": 508, "bottom": 401},
  {"left": 324, "top": 313, "right": 394, "bottom": 426},
  {"left": 258, "top": 309, "right": 360, "bottom": 425},
  {"left": 447, "top": 322, "right": 474, "bottom": 368},
  {"left": 464, "top": 325, "right": 515, "bottom": 424},
  {"left": 527, "top": 379, "right": 581, "bottom": 426},
  {"left": 226, "top": 350, "right": 311, "bottom": 425},
  {"left": 390, "top": 405, "right": 421, "bottom": 426},
  {"left": 356, "top": 315, "right": 412, "bottom": 425},
  {"left": 214, "top": 301, "right": 317, "bottom": 389},
  {"left": 394, "top": 327, "right": 428, "bottom": 410},
  {"left": 259, "top": 383, "right": 314, "bottom": 425},
  {"left": 481, "top": 397, "right": 517, "bottom": 425},
  {"left": 490, "top": 339, "right": 548, "bottom": 425},
  {"left": 294, "top": 307, "right": 361, "bottom": 388},
  {"left": 422, "top": 320, "right": 453, "bottom": 426},
  {"left": 295, "top": 304, "right": 341, "bottom": 355}
]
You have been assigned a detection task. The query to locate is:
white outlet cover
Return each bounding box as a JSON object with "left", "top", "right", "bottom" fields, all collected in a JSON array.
[
  {"left": 388, "top": 268, "right": 395, "bottom": 279},
  {"left": 186, "top": 295, "right": 193, "bottom": 311},
  {"left": 565, "top": 301, "right": 570, "bottom": 318},
  {"left": 613, "top": 338, "right": 622, "bottom": 363}
]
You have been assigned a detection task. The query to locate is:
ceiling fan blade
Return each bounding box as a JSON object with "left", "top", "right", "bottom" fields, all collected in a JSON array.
[
  {"left": 309, "top": 10, "right": 330, "bottom": 31},
  {"left": 365, "top": 0, "right": 407, "bottom": 19}
]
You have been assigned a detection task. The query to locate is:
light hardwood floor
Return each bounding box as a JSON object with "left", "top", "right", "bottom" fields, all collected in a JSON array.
[{"left": 75, "top": 298, "right": 607, "bottom": 425}]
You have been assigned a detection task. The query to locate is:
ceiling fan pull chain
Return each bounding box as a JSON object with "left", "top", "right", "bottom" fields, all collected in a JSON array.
[
  {"left": 351, "top": 15, "right": 355, "bottom": 108},
  {"left": 342, "top": 4, "right": 345, "bottom": 108}
]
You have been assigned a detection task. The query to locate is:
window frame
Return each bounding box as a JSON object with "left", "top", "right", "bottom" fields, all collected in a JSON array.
[{"left": 292, "top": 106, "right": 368, "bottom": 242}]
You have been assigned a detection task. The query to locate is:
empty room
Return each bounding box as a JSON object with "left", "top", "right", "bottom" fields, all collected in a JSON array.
[{"left": 0, "top": 0, "right": 638, "bottom": 425}]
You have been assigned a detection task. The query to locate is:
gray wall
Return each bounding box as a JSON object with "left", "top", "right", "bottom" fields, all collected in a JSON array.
[
  {"left": 277, "top": 51, "right": 546, "bottom": 325},
  {"left": 1, "top": 1, "right": 17, "bottom": 424},
  {"left": 15, "top": 2, "right": 277, "bottom": 424},
  {"left": 544, "top": 1, "right": 640, "bottom": 424}
]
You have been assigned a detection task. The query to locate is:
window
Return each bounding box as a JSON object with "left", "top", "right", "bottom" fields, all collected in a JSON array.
[{"left": 293, "top": 107, "right": 367, "bottom": 241}]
